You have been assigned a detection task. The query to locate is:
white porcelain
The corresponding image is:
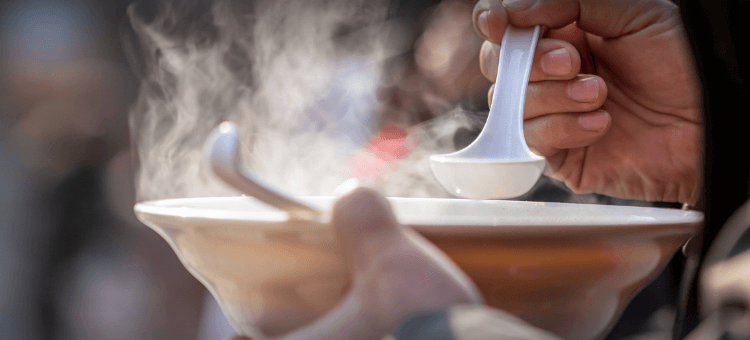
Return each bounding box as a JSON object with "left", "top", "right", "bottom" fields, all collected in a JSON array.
[
  {"left": 134, "top": 197, "right": 701, "bottom": 340},
  {"left": 204, "top": 121, "right": 321, "bottom": 220},
  {"left": 430, "top": 26, "right": 545, "bottom": 199}
]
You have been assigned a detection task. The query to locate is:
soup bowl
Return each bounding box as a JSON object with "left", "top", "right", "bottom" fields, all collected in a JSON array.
[{"left": 134, "top": 197, "right": 701, "bottom": 340}]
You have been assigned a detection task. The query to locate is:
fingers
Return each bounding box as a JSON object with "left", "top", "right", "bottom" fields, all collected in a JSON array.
[
  {"left": 330, "top": 188, "right": 482, "bottom": 299},
  {"left": 473, "top": 0, "right": 507, "bottom": 44},
  {"left": 331, "top": 187, "right": 401, "bottom": 272},
  {"left": 327, "top": 188, "right": 482, "bottom": 337},
  {"left": 488, "top": 75, "right": 607, "bottom": 120},
  {"left": 331, "top": 187, "right": 483, "bottom": 304},
  {"left": 475, "top": 0, "right": 676, "bottom": 40},
  {"left": 705, "top": 251, "right": 750, "bottom": 338},
  {"left": 480, "top": 38, "right": 580, "bottom": 82},
  {"left": 545, "top": 23, "right": 597, "bottom": 75},
  {"left": 524, "top": 75, "right": 606, "bottom": 119},
  {"left": 524, "top": 109, "right": 611, "bottom": 157}
]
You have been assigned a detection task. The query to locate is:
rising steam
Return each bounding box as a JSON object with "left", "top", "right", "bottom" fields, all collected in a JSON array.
[{"left": 126, "top": 0, "right": 482, "bottom": 201}]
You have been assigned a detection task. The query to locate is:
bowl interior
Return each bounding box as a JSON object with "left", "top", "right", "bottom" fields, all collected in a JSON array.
[{"left": 134, "top": 197, "right": 701, "bottom": 339}]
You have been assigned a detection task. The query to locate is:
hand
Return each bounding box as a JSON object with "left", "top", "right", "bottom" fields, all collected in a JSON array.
[
  {"left": 233, "top": 188, "right": 482, "bottom": 340},
  {"left": 703, "top": 249, "right": 750, "bottom": 338},
  {"left": 474, "top": 0, "right": 701, "bottom": 204}
]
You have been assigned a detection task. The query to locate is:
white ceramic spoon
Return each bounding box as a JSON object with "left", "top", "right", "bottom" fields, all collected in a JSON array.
[
  {"left": 430, "top": 26, "right": 545, "bottom": 200},
  {"left": 204, "top": 121, "right": 322, "bottom": 221}
]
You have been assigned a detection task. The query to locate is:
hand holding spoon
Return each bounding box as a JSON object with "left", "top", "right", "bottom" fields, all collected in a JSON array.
[{"left": 430, "top": 26, "right": 545, "bottom": 200}]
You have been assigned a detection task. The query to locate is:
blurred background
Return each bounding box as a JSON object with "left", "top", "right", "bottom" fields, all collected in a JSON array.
[{"left": 0, "top": 0, "right": 684, "bottom": 339}]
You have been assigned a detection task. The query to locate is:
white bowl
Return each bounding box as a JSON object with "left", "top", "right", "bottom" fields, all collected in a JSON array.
[{"left": 134, "top": 197, "right": 701, "bottom": 340}]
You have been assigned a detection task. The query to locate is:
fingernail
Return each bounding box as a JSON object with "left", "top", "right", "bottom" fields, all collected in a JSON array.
[
  {"left": 541, "top": 48, "right": 572, "bottom": 77},
  {"left": 567, "top": 77, "right": 601, "bottom": 103},
  {"left": 578, "top": 111, "right": 609, "bottom": 132},
  {"left": 503, "top": 0, "right": 536, "bottom": 11},
  {"left": 478, "top": 11, "right": 490, "bottom": 38}
]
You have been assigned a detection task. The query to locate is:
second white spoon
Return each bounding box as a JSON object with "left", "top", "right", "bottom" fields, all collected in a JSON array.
[{"left": 430, "top": 25, "right": 545, "bottom": 200}]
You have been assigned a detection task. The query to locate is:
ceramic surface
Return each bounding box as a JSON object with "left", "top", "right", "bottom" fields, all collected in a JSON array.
[
  {"left": 134, "top": 197, "right": 701, "bottom": 339},
  {"left": 429, "top": 26, "right": 545, "bottom": 199}
]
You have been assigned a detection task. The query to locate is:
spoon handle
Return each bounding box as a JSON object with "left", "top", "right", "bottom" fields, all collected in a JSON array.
[
  {"left": 482, "top": 25, "right": 542, "bottom": 159},
  {"left": 230, "top": 167, "right": 321, "bottom": 221},
  {"left": 205, "top": 122, "right": 322, "bottom": 221}
]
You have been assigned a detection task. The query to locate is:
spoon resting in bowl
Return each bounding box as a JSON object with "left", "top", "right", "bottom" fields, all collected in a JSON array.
[
  {"left": 430, "top": 26, "right": 545, "bottom": 200},
  {"left": 204, "top": 121, "right": 322, "bottom": 221}
]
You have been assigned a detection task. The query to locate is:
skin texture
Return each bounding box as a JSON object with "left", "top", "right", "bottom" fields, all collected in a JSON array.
[
  {"left": 233, "top": 188, "right": 482, "bottom": 340},
  {"left": 475, "top": 0, "right": 701, "bottom": 204}
]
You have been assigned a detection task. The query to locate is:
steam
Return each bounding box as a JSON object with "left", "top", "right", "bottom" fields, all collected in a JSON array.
[{"left": 127, "top": 0, "right": 480, "bottom": 201}]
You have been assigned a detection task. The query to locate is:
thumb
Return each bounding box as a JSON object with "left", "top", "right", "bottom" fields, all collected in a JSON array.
[
  {"left": 331, "top": 187, "right": 401, "bottom": 272},
  {"left": 475, "top": 0, "right": 677, "bottom": 42}
]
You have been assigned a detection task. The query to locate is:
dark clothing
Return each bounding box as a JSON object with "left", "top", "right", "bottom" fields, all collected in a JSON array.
[
  {"left": 393, "top": 305, "right": 561, "bottom": 340},
  {"left": 676, "top": 0, "right": 750, "bottom": 338}
]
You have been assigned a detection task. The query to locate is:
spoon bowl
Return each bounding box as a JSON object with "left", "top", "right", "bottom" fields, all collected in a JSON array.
[
  {"left": 430, "top": 156, "right": 545, "bottom": 199},
  {"left": 430, "top": 26, "right": 544, "bottom": 199}
]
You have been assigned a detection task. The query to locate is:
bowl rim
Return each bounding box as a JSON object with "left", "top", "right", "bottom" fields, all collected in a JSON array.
[{"left": 134, "top": 196, "right": 703, "bottom": 237}]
